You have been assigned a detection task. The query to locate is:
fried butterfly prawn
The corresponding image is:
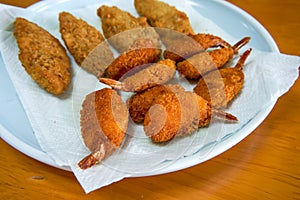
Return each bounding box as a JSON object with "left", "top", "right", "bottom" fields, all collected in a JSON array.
[
  {"left": 177, "top": 37, "right": 250, "bottom": 79},
  {"left": 97, "top": 5, "right": 161, "bottom": 53},
  {"left": 102, "top": 39, "right": 161, "bottom": 80},
  {"left": 78, "top": 88, "right": 129, "bottom": 169},
  {"left": 59, "top": 12, "right": 114, "bottom": 77},
  {"left": 128, "top": 84, "right": 185, "bottom": 123},
  {"left": 14, "top": 17, "right": 71, "bottom": 96},
  {"left": 134, "top": 0, "right": 194, "bottom": 36},
  {"left": 144, "top": 89, "right": 237, "bottom": 143},
  {"left": 194, "top": 49, "right": 252, "bottom": 108},
  {"left": 100, "top": 59, "right": 176, "bottom": 92}
]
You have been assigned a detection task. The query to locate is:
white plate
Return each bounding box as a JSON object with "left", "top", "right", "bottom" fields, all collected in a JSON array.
[{"left": 0, "top": 0, "right": 279, "bottom": 175}]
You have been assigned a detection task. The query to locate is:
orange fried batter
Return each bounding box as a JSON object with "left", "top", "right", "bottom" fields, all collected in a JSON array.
[
  {"left": 193, "top": 49, "right": 251, "bottom": 108},
  {"left": 14, "top": 17, "right": 71, "bottom": 96},
  {"left": 177, "top": 51, "right": 217, "bottom": 80},
  {"left": 100, "top": 59, "right": 176, "bottom": 92},
  {"left": 102, "top": 39, "right": 161, "bottom": 80},
  {"left": 128, "top": 84, "right": 185, "bottom": 123},
  {"left": 163, "top": 33, "right": 232, "bottom": 63},
  {"left": 144, "top": 90, "right": 211, "bottom": 143},
  {"left": 194, "top": 68, "right": 244, "bottom": 108},
  {"left": 79, "top": 88, "right": 128, "bottom": 169},
  {"left": 177, "top": 37, "right": 250, "bottom": 80}
]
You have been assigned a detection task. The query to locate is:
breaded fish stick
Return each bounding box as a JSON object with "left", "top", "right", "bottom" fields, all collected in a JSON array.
[
  {"left": 97, "top": 5, "right": 161, "bottom": 52},
  {"left": 14, "top": 17, "right": 70, "bottom": 96},
  {"left": 59, "top": 12, "right": 114, "bottom": 77},
  {"left": 134, "top": 0, "right": 194, "bottom": 35},
  {"left": 78, "top": 88, "right": 129, "bottom": 169}
]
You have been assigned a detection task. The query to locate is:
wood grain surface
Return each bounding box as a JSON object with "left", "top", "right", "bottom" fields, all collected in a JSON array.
[{"left": 0, "top": 0, "right": 299, "bottom": 199}]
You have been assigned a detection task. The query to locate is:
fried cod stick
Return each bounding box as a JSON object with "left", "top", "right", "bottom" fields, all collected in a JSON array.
[
  {"left": 134, "top": 0, "right": 194, "bottom": 35},
  {"left": 97, "top": 5, "right": 161, "bottom": 53},
  {"left": 59, "top": 12, "right": 114, "bottom": 77},
  {"left": 14, "top": 17, "right": 71, "bottom": 96}
]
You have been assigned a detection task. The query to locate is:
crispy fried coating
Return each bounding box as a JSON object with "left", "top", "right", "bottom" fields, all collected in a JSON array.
[
  {"left": 128, "top": 84, "right": 185, "bottom": 123},
  {"left": 102, "top": 39, "right": 161, "bottom": 80},
  {"left": 144, "top": 90, "right": 211, "bottom": 143},
  {"left": 194, "top": 68, "right": 244, "bottom": 108},
  {"left": 177, "top": 51, "right": 217, "bottom": 80},
  {"left": 177, "top": 48, "right": 235, "bottom": 80},
  {"left": 134, "top": 0, "right": 194, "bottom": 35},
  {"left": 120, "top": 59, "right": 176, "bottom": 91},
  {"left": 193, "top": 49, "right": 251, "bottom": 108},
  {"left": 189, "top": 33, "right": 231, "bottom": 50},
  {"left": 163, "top": 33, "right": 232, "bottom": 62},
  {"left": 14, "top": 17, "right": 70, "bottom": 96},
  {"left": 97, "top": 5, "right": 161, "bottom": 52},
  {"left": 144, "top": 92, "right": 182, "bottom": 142},
  {"left": 59, "top": 12, "right": 114, "bottom": 77},
  {"left": 79, "top": 88, "right": 128, "bottom": 169},
  {"left": 100, "top": 59, "right": 176, "bottom": 92},
  {"left": 163, "top": 35, "right": 204, "bottom": 63},
  {"left": 177, "top": 37, "right": 250, "bottom": 80}
]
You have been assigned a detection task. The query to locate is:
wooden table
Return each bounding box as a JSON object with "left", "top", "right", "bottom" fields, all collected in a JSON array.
[{"left": 1, "top": 0, "right": 299, "bottom": 199}]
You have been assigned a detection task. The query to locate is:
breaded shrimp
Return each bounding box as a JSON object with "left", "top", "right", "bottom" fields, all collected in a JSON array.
[
  {"left": 59, "top": 12, "right": 114, "bottom": 77},
  {"left": 14, "top": 17, "right": 70, "bottom": 96},
  {"left": 194, "top": 49, "right": 252, "bottom": 108},
  {"left": 78, "top": 88, "right": 129, "bottom": 169},
  {"left": 163, "top": 33, "right": 232, "bottom": 63},
  {"left": 99, "top": 59, "right": 176, "bottom": 92},
  {"left": 128, "top": 84, "right": 185, "bottom": 123},
  {"left": 102, "top": 39, "right": 161, "bottom": 80},
  {"left": 134, "top": 0, "right": 194, "bottom": 36},
  {"left": 177, "top": 37, "right": 250, "bottom": 79},
  {"left": 97, "top": 5, "right": 161, "bottom": 52},
  {"left": 144, "top": 90, "right": 237, "bottom": 143}
]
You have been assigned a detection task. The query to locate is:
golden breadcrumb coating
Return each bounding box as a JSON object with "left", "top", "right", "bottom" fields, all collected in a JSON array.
[
  {"left": 134, "top": 0, "right": 194, "bottom": 35},
  {"left": 14, "top": 17, "right": 71, "bottom": 96},
  {"left": 59, "top": 12, "right": 114, "bottom": 77},
  {"left": 97, "top": 5, "right": 161, "bottom": 52}
]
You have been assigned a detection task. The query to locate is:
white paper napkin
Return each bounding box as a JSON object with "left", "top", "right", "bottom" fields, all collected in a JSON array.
[{"left": 0, "top": 1, "right": 299, "bottom": 193}]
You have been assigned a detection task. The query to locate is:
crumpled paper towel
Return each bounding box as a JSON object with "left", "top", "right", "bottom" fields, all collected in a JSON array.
[{"left": 0, "top": 0, "right": 299, "bottom": 193}]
